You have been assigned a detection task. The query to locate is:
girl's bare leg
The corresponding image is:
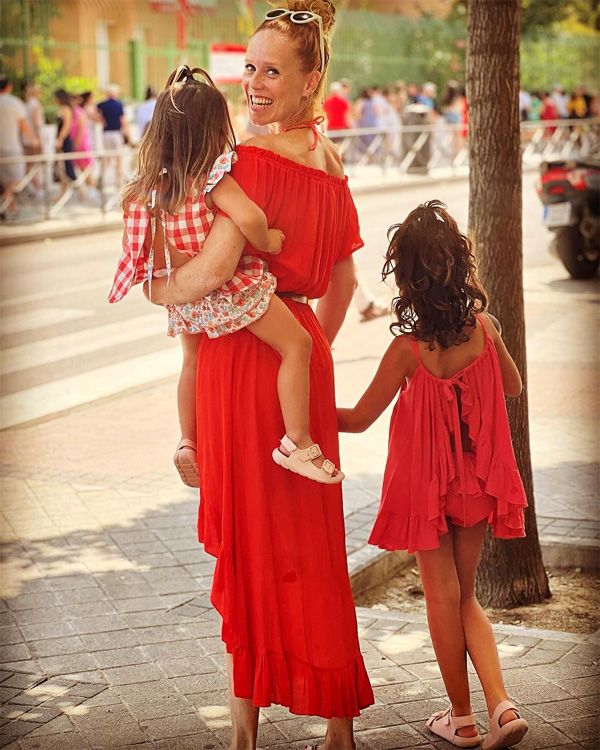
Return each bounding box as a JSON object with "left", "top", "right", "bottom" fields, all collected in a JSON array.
[
  {"left": 247, "top": 296, "right": 313, "bottom": 448},
  {"left": 177, "top": 333, "right": 199, "bottom": 442},
  {"left": 416, "top": 528, "right": 478, "bottom": 738},
  {"left": 226, "top": 654, "right": 259, "bottom": 750},
  {"left": 453, "top": 522, "right": 518, "bottom": 726}
]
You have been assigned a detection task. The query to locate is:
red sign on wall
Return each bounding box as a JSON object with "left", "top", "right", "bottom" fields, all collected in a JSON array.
[{"left": 209, "top": 43, "right": 247, "bottom": 85}]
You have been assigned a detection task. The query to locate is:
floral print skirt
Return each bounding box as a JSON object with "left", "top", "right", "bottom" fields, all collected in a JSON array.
[{"left": 166, "top": 271, "right": 277, "bottom": 339}]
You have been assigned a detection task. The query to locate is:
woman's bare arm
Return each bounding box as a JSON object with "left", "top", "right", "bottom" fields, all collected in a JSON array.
[
  {"left": 145, "top": 214, "right": 246, "bottom": 305},
  {"left": 315, "top": 256, "right": 357, "bottom": 345}
]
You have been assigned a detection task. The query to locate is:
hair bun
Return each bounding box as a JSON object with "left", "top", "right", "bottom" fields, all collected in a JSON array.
[{"left": 271, "top": 0, "right": 336, "bottom": 35}]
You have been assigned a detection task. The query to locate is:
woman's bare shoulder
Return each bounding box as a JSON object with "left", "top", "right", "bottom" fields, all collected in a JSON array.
[
  {"left": 242, "top": 133, "right": 280, "bottom": 152},
  {"left": 320, "top": 136, "right": 345, "bottom": 178}
]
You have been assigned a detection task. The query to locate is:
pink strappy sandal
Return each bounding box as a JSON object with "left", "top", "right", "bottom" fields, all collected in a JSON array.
[
  {"left": 482, "top": 700, "right": 528, "bottom": 750},
  {"left": 272, "top": 435, "right": 344, "bottom": 484},
  {"left": 173, "top": 439, "right": 200, "bottom": 488},
  {"left": 427, "top": 707, "right": 481, "bottom": 747}
]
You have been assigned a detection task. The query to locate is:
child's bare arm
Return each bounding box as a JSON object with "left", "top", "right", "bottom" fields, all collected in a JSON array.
[
  {"left": 481, "top": 313, "right": 522, "bottom": 397},
  {"left": 337, "top": 337, "right": 411, "bottom": 432},
  {"left": 209, "top": 175, "right": 284, "bottom": 254}
]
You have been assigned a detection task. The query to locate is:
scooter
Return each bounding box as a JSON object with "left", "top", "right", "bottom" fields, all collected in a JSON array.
[{"left": 536, "top": 157, "right": 600, "bottom": 279}]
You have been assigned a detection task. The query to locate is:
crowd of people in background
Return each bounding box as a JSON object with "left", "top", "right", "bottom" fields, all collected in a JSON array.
[
  {"left": 0, "top": 79, "right": 160, "bottom": 218},
  {"left": 1, "top": 72, "right": 597, "bottom": 220}
]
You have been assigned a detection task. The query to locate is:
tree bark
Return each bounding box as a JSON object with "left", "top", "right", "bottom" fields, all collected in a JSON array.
[{"left": 467, "top": 0, "right": 550, "bottom": 607}]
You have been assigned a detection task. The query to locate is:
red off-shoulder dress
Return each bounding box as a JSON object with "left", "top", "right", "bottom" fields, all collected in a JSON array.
[{"left": 195, "top": 145, "right": 374, "bottom": 718}]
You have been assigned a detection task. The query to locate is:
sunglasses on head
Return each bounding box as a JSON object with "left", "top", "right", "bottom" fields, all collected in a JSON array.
[{"left": 264, "top": 8, "right": 325, "bottom": 74}]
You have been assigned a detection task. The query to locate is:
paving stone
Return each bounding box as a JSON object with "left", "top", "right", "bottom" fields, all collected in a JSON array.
[
  {"left": 170, "top": 671, "right": 228, "bottom": 695},
  {"left": 0, "top": 719, "right": 37, "bottom": 737},
  {"left": 553, "top": 716, "right": 599, "bottom": 743},
  {"left": 133, "top": 625, "right": 191, "bottom": 644},
  {"left": 29, "top": 636, "right": 87, "bottom": 658},
  {"left": 70, "top": 614, "right": 129, "bottom": 635},
  {"left": 18, "top": 714, "right": 73, "bottom": 736},
  {"left": 0, "top": 673, "right": 43, "bottom": 692},
  {"left": 158, "top": 656, "right": 221, "bottom": 679},
  {"left": 92, "top": 646, "right": 150, "bottom": 669},
  {"left": 154, "top": 734, "right": 224, "bottom": 750},
  {"left": 101, "top": 663, "right": 164, "bottom": 685},
  {"left": 19, "top": 706, "right": 63, "bottom": 723},
  {"left": 560, "top": 676, "right": 600, "bottom": 697},
  {"left": 0, "top": 627, "right": 24, "bottom": 647},
  {"left": 80, "top": 630, "right": 141, "bottom": 651},
  {"left": 69, "top": 704, "right": 148, "bottom": 747},
  {"left": 144, "top": 639, "right": 204, "bottom": 662},
  {"left": 0, "top": 688, "right": 20, "bottom": 703},
  {"left": 18, "top": 734, "right": 90, "bottom": 749},
  {"left": 0, "top": 644, "right": 31, "bottom": 663},
  {"left": 140, "top": 712, "right": 208, "bottom": 738},
  {"left": 530, "top": 696, "right": 600, "bottom": 721},
  {"left": 36, "top": 652, "right": 97, "bottom": 675},
  {"left": 5, "top": 594, "right": 58, "bottom": 612},
  {"left": 19, "top": 621, "right": 77, "bottom": 641}
]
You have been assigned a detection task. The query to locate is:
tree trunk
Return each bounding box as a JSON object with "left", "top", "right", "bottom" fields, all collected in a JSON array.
[{"left": 467, "top": 0, "right": 550, "bottom": 607}]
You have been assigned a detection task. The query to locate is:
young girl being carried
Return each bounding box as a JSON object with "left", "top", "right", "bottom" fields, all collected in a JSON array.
[
  {"left": 109, "top": 66, "right": 343, "bottom": 486},
  {"left": 338, "top": 201, "right": 529, "bottom": 750}
]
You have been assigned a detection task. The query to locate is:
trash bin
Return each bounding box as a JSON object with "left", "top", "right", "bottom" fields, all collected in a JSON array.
[{"left": 402, "top": 104, "right": 432, "bottom": 174}]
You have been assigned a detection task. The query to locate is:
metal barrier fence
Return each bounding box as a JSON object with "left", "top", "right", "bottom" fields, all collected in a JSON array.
[{"left": 1, "top": 119, "right": 598, "bottom": 222}]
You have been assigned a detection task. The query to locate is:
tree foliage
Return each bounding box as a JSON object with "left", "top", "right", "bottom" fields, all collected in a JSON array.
[{"left": 452, "top": 0, "right": 600, "bottom": 34}]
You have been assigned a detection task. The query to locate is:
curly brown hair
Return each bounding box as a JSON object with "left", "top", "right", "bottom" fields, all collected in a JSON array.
[{"left": 382, "top": 200, "right": 488, "bottom": 349}]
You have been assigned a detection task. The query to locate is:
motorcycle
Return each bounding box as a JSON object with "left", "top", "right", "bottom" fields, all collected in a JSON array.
[{"left": 536, "top": 156, "right": 600, "bottom": 279}]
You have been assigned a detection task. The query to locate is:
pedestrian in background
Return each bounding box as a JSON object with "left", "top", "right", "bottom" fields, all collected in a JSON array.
[
  {"left": 80, "top": 91, "right": 103, "bottom": 152},
  {"left": 54, "top": 88, "right": 77, "bottom": 189},
  {"left": 551, "top": 84, "right": 569, "bottom": 118},
  {"left": 0, "top": 76, "right": 37, "bottom": 218},
  {"left": 338, "top": 200, "right": 529, "bottom": 750},
  {"left": 21, "top": 81, "right": 44, "bottom": 193},
  {"left": 135, "top": 86, "right": 157, "bottom": 139},
  {"left": 70, "top": 95, "right": 93, "bottom": 182},
  {"left": 540, "top": 92, "right": 558, "bottom": 137},
  {"left": 97, "top": 83, "right": 126, "bottom": 184},
  {"left": 355, "top": 86, "right": 379, "bottom": 153},
  {"left": 323, "top": 80, "right": 352, "bottom": 138},
  {"left": 529, "top": 91, "right": 543, "bottom": 121},
  {"left": 417, "top": 81, "right": 437, "bottom": 110}
]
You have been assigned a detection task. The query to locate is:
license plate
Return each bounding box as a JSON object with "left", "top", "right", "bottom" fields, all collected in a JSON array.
[{"left": 543, "top": 202, "right": 572, "bottom": 227}]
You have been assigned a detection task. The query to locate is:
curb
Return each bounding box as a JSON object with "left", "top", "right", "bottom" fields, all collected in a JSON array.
[
  {"left": 0, "top": 172, "right": 471, "bottom": 246},
  {"left": 348, "top": 534, "right": 600, "bottom": 599},
  {"left": 355, "top": 606, "right": 592, "bottom": 643},
  {"left": 541, "top": 535, "right": 600, "bottom": 570}
]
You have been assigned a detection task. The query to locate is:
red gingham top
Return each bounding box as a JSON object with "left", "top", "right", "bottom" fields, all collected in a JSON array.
[{"left": 108, "top": 152, "right": 263, "bottom": 303}]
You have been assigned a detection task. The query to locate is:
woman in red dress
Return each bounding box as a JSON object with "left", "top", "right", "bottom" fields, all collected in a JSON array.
[{"left": 148, "top": 2, "right": 374, "bottom": 748}]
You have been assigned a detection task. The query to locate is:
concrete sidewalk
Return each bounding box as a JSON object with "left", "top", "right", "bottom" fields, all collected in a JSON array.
[{"left": 0, "top": 447, "right": 598, "bottom": 749}]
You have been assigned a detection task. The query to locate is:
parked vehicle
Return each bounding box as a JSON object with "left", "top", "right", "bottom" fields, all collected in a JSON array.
[{"left": 537, "top": 156, "right": 600, "bottom": 279}]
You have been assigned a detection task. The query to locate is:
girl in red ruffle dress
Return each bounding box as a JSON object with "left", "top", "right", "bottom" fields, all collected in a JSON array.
[
  {"left": 338, "top": 201, "right": 529, "bottom": 750},
  {"left": 109, "top": 66, "right": 343, "bottom": 488}
]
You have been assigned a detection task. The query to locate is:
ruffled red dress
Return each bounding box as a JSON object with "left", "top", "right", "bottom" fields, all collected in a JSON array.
[
  {"left": 369, "top": 317, "right": 527, "bottom": 554},
  {"left": 195, "top": 146, "right": 374, "bottom": 718}
]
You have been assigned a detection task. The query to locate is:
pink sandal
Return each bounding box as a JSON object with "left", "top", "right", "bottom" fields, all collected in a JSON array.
[
  {"left": 482, "top": 700, "right": 528, "bottom": 750},
  {"left": 427, "top": 707, "right": 481, "bottom": 747},
  {"left": 272, "top": 435, "right": 344, "bottom": 484},
  {"left": 173, "top": 439, "right": 200, "bottom": 488}
]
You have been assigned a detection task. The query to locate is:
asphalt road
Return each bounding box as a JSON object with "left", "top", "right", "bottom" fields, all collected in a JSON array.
[{"left": 0, "top": 171, "right": 556, "bottom": 429}]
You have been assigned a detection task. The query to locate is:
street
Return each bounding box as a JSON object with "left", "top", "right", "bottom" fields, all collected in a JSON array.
[{"left": 0, "top": 172, "right": 553, "bottom": 429}]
